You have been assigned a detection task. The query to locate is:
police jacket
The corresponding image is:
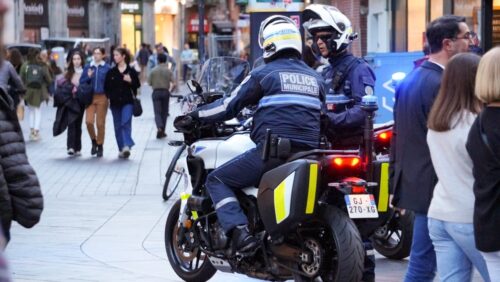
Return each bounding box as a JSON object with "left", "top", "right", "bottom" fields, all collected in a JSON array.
[
  {"left": 191, "top": 57, "right": 326, "bottom": 149},
  {"left": 322, "top": 51, "right": 375, "bottom": 132}
]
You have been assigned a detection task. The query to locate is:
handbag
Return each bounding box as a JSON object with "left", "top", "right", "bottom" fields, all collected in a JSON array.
[
  {"left": 76, "top": 81, "right": 94, "bottom": 108},
  {"left": 132, "top": 96, "right": 143, "bottom": 117}
]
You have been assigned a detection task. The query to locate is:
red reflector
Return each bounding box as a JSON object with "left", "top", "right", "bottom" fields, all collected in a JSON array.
[
  {"left": 352, "top": 186, "right": 366, "bottom": 194},
  {"left": 333, "top": 157, "right": 361, "bottom": 168}
]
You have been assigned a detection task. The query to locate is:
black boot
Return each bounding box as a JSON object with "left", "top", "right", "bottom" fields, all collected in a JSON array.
[
  {"left": 96, "top": 145, "right": 103, "bottom": 157},
  {"left": 231, "top": 225, "right": 259, "bottom": 253},
  {"left": 91, "top": 139, "right": 98, "bottom": 156}
]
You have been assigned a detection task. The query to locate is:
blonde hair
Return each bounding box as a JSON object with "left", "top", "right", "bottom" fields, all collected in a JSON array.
[{"left": 475, "top": 47, "right": 500, "bottom": 104}]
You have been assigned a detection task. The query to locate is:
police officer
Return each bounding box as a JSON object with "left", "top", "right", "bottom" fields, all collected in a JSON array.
[
  {"left": 175, "top": 15, "right": 326, "bottom": 253},
  {"left": 303, "top": 4, "right": 376, "bottom": 139},
  {"left": 303, "top": 4, "right": 377, "bottom": 282}
]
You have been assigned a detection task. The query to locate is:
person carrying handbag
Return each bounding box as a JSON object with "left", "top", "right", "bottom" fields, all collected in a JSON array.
[{"left": 104, "top": 48, "right": 140, "bottom": 159}]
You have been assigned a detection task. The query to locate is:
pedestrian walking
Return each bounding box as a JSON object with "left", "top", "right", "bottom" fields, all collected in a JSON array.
[
  {"left": 180, "top": 43, "right": 193, "bottom": 82},
  {"left": 390, "top": 15, "right": 472, "bottom": 282},
  {"left": 137, "top": 43, "right": 150, "bottom": 83},
  {"left": 53, "top": 51, "right": 85, "bottom": 156},
  {"left": 104, "top": 48, "right": 140, "bottom": 159},
  {"left": 0, "top": 48, "right": 25, "bottom": 108},
  {"left": 7, "top": 48, "right": 23, "bottom": 74},
  {"left": 80, "top": 47, "right": 111, "bottom": 157},
  {"left": 148, "top": 53, "right": 174, "bottom": 139},
  {"left": 20, "top": 48, "right": 52, "bottom": 141},
  {"left": 426, "top": 53, "right": 490, "bottom": 282},
  {"left": 466, "top": 46, "right": 500, "bottom": 281}
]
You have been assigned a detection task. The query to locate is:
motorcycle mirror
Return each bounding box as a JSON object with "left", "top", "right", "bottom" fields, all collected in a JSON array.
[{"left": 187, "top": 80, "right": 203, "bottom": 95}]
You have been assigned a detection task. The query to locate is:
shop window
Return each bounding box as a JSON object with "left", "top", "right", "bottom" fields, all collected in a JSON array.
[
  {"left": 454, "top": 0, "right": 481, "bottom": 34},
  {"left": 407, "top": 1, "right": 426, "bottom": 51},
  {"left": 493, "top": 0, "right": 500, "bottom": 46},
  {"left": 431, "top": 0, "right": 444, "bottom": 21}
]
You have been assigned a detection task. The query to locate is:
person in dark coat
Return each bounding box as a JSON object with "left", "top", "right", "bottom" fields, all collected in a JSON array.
[
  {"left": 466, "top": 46, "right": 500, "bottom": 280},
  {"left": 390, "top": 15, "right": 472, "bottom": 282},
  {"left": 104, "top": 47, "right": 140, "bottom": 159},
  {"left": 53, "top": 51, "right": 85, "bottom": 156},
  {"left": 0, "top": 86, "right": 43, "bottom": 244}
]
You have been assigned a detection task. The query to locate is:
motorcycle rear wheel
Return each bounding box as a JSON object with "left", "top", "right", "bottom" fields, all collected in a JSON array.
[
  {"left": 293, "top": 206, "right": 364, "bottom": 282},
  {"left": 371, "top": 210, "right": 414, "bottom": 260},
  {"left": 165, "top": 200, "right": 216, "bottom": 281}
]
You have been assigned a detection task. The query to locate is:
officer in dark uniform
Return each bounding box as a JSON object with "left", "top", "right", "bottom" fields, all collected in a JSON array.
[
  {"left": 175, "top": 15, "right": 326, "bottom": 253},
  {"left": 303, "top": 4, "right": 377, "bottom": 282},
  {"left": 304, "top": 4, "right": 376, "bottom": 141}
]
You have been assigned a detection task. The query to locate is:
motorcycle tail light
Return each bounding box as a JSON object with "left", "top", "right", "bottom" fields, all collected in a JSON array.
[
  {"left": 375, "top": 129, "right": 392, "bottom": 142},
  {"left": 351, "top": 185, "right": 367, "bottom": 194},
  {"left": 332, "top": 157, "right": 361, "bottom": 168}
]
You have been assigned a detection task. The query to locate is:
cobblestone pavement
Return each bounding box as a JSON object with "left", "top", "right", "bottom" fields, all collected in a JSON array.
[{"left": 3, "top": 84, "right": 481, "bottom": 282}]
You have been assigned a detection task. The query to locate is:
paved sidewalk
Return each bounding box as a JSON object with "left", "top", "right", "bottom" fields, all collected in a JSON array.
[{"left": 3, "top": 84, "right": 482, "bottom": 282}]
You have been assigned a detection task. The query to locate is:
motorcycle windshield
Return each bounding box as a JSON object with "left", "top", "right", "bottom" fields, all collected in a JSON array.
[{"left": 197, "top": 57, "right": 250, "bottom": 97}]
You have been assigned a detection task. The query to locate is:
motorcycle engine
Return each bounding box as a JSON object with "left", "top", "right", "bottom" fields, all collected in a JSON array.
[{"left": 210, "top": 222, "right": 229, "bottom": 250}]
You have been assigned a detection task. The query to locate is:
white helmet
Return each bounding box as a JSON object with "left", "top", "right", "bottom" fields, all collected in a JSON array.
[
  {"left": 303, "top": 4, "right": 355, "bottom": 54},
  {"left": 258, "top": 15, "right": 302, "bottom": 59}
]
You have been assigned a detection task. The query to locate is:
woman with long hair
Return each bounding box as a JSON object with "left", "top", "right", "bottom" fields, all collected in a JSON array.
[
  {"left": 57, "top": 51, "right": 86, "bottom": 156},
  {"left": 426, "top": 53, "right": 490, "bottom": 281},
  {"left": 7, "top": 48, "right": 23, "bottom": 74},
  {"left": 104, "top": 47, "right": 140, "bottom": 159},
  {"left": 80, "top": 47, "right": 111, "bottom": 157},
  {"left": 466, "top": 47, "right": 500, "bottom": 281},
  {"left": 20, "top": 48, "right": 52, "bottom": 141}
]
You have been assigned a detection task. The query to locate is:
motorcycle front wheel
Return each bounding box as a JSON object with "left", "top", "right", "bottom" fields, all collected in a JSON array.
[
  {"left": 293, "top": 206, "right": 364, "bottom": 282},
  {"left": 165, "top": 200, "right": 216, "bottom": 281}
]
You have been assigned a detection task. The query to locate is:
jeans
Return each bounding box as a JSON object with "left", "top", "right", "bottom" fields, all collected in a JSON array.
[
  {"left": 481, "top": 251, "right": 500, "bottom": 281},
  {"left": 428, "top": 218, "right": 490, "bottom": 282},
  {"left": 152, "top": 89, "right": 170, "bottom": 130},
  {"left": 404, "top": 213, "right": 437, "bottom": 282},
  {"left": 110, "top": 104, "right": 134, "bottom": 151},
  {"left": 67, "top": 112, "right": 84, "bottom": 151}
]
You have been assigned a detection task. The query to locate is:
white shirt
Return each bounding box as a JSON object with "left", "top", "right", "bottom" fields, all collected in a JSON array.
[{"left": 427, "top": 111, "right": 477, "bottom": 223}]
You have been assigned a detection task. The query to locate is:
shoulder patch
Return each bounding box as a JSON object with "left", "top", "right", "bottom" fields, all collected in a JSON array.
[{"left": 364, "top": 85, "right": 374, "bottom": 96}]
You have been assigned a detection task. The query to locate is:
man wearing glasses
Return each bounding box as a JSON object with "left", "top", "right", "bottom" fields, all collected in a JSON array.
[{"left": 303, "top": 4, "right": 377, "bottom": 282}]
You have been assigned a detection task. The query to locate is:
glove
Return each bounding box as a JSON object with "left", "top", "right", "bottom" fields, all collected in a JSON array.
[{"left": 174, "top": 114, "right": 198, "bottom": 133}]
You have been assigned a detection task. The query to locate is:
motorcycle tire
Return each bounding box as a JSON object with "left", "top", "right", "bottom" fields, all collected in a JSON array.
[
  {"left": 294, "top": 206, "right": 364, "bottom": 282},
  {"left": 371, "top": 210, "right": 414, "bottom": 260},
  {"left": 165, "top": 200, "right": 216, "bottom": 281},
  {"left": 162, "top": 144, "right": 187, "bottom": 201}
]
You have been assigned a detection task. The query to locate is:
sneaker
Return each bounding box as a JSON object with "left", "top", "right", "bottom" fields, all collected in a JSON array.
[
  {"left": 231, "top": 225, "right": 259, "bottom": 253},
  {"left": 156, "top": 130, "right": 162, "bottom": 139},
  {"left": 33, "top": 130, "right": 40, "bottom": 141},
  {"left": 67, "top": 148, "right": 75, "bottom": 156},
  {"left": 75, "top": 151, "right": 81, "bottom": 156},
  {"left": 29, "top": 131, "right": 36, "bottom": 141},
  {"left": 96, "top": 145, "right": 103, "bottom": 157},
  {"left": 118, "top": 151, "right": 126, "bottom": 158},
  {"left": 122, "top": 146, "right": 130, "bottom": 158},
  {"left": 91, "top": 140, "right": 98, "bottom": 155}
]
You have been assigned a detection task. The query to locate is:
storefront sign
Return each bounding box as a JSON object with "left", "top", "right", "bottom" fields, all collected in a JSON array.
[
  {"left": 188, "top": 15, "right": 209, "bottom": 33},
  {"left": 121, "top": 2, "right": 142, "bottom": 14},
  {"left": 24, "top": 0, "right": 49, "bottom": 27},
  {"left": 247, "top": 0, "right": 305, "bottom": 13},
  {"left": 67, "top": 0, "right": 89, "bottom": 28}
]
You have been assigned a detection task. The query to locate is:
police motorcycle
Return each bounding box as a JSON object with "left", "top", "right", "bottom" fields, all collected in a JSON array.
[
  {"left": 164, "top": 57, "right": 393, "bottom": 282},
  {"left": 162, "top": 57, "right": 253, "bottom": 201}
]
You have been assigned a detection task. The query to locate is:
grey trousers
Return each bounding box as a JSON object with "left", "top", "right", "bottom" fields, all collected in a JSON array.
[{"left": 152, "top": 89, "right": 170, "bottom": 131}]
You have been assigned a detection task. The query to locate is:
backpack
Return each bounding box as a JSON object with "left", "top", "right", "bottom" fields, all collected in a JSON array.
[{"left": 25, "top": 64, "right": 45, "bottom": 89}]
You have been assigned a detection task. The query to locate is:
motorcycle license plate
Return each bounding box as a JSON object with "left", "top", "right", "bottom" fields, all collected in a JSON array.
[{"left": 344, "top": 194, "right": 379, "bottom": 219}]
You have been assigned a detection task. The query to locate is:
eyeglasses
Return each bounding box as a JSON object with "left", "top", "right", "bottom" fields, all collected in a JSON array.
[{"left": 454, "top": 32, "right": 475, "bottom": 41}]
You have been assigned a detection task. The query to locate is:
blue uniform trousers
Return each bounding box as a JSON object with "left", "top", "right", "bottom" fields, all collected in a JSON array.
[{"left": 206, "top": 146, "right": 281, "bottom": 233}]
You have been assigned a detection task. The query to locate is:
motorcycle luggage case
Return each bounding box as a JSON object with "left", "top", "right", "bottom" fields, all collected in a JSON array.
[{"left": 257, "top": 159, "right": 320, "bottom": 238}]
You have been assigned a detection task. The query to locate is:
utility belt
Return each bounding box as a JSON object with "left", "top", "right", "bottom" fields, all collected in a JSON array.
[{"left": 261, "top": 129, "right": 312, "bottom": 161}]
